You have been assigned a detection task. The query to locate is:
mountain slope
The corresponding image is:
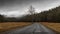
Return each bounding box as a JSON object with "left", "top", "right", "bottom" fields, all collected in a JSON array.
[
  {"left": 0, "top": 6, "right": 60, "bottom": 22},
  {"left": 19, "top": 6, "right": 60, "bottom": 22}
]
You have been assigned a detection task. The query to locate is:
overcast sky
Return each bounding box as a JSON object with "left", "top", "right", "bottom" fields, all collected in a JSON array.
[{"left": 0, "top": 0, "right": 60, "bottom": 17}]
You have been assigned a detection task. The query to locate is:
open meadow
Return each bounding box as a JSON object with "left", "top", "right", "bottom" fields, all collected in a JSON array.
[
  {"left": 0, "top": 22, "right": 32, "bottom": 32},
  {"left": 0, "top": 22, "right": 60, "bottom": 34},
  {"left": 41, "top": 22, "right": 60, "bottom": 34}
]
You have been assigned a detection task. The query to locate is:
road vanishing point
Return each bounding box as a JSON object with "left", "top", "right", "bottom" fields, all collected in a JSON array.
[{"left": 1, "top": 23, "right": 56, "bottom": 34}]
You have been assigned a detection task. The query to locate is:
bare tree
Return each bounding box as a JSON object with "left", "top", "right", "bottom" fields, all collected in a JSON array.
[
  {"left": 28, "top": 5, "right": 35, "bottom": 15},
  {"left": 28, "top": 5, "right": 36, "bottom": 23}
]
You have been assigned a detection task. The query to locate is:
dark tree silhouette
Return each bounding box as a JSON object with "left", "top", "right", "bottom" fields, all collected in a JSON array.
[{"left": 28, "top": 5, "right": 36, "bottom": 15}]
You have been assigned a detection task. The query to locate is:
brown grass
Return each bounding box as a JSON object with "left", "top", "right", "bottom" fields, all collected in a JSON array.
[
  {"left": 0, "top": 22, "right": 32, "bottom": 32},
  {"left": 41, "top": 22, "right": 60, "bottom": 33}
]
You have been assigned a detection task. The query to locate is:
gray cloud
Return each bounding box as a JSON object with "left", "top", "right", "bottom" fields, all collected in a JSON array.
[{"left": 0, "top": 0, "right": 60, "bottom": 17}]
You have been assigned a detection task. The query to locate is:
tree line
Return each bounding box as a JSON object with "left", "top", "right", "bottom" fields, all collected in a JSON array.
[
  {"left": 18, "top": 6, "right": 60, "bottom": 22},
  {"left": 0, "top": 6, "right": 60, "bottom": 22}
]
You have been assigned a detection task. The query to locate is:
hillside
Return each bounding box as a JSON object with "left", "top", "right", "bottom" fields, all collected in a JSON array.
[
  {"left": 19, "top": 6, "right": 60, "bottom": 22},
  {"left": 0, "top": 6, "right": 60, "bottom": 22}
]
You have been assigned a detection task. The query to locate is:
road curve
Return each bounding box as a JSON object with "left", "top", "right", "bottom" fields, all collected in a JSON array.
[{"left": 1, "top": 23, "right": 56, "bottom": 34}]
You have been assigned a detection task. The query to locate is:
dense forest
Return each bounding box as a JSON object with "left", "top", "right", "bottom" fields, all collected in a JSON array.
[
  {"left": 16, "top": 6, "right": 60, "bottom": 22},
  {"left": 0, "top": 6, "right": 60, "bottom": 22}
]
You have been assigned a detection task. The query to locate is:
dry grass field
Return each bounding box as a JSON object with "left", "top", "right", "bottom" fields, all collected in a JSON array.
[
  {"left": 41, "top": 22, "right": 60, "bottom": 33},
  {"left": 0, "top": 22, "right": 32, "bottom": 32}
]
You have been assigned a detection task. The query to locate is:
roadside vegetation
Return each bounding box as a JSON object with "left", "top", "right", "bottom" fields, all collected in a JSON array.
[
  {"left": 0, "top": 22, "right": 32, "bottom": 32},
  {"left": 41, "top": 22, "right": 60, "bottom": 34}
]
